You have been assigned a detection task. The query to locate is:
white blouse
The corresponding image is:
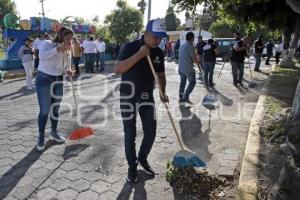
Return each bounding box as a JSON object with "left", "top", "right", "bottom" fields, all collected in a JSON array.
[{"left": 38, "top": 40, "right": 71, "bottom": 76}]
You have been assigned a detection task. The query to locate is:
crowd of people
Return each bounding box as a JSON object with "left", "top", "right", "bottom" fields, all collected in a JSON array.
[
  {"left": 18, "top": 33, "right": 113, "bottom": 89},
  {"left": 14, "top": 20, "right": 297, "bottom": 184}
]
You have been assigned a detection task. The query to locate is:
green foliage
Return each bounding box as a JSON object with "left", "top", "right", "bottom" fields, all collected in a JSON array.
[
  {"left": 95, "top": 25, "right": 113, "bottom": 43},
  {"left": 171, "top": 0, "right": 205, "bottom": 12},
  {"left": 0, "top": 0, "right": 16, "bottom": 28},
  {"left": 165, "top": 7, "right": 177, "bottom": 31},
  {"left": 137, "top": 0, "right": 147, "bottom": 15},
  {"left": 209, "top": 20, "right": 235, "bottom": 38},
  {"left": 104, "top": 0, "right": 143, "bottom": 42}
]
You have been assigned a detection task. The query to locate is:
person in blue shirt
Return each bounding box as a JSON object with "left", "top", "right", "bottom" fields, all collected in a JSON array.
[
  {"left": 114, "top": 18, "right": 169, "bottom": 183},
  {"left": 178, "top": 32, "right": 200, "bottom": 104}
]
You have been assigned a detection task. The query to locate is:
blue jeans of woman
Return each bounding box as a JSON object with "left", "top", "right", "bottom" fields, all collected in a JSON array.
[
  {"left": 36, "top": 71, "right": 63, "bottom": 143},
  {"left": 203, "top": 62, "right": 215, "bottom": 85},
  {"left": 120, "top": 92, "right": 156, "bottom": 167}
]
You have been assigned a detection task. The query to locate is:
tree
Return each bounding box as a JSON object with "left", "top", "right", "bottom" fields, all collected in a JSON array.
[
  {"left": 137, "top": 0, "right": 147, "bottom": 15},
  {"left": 95, "top": 25, "right": 113, "bottom": 43},
  {"left": 104, "top": 0, "right": 143, "bottom": 42},
  {"left": 165, "top": 7, "right": 177, "bottom": 31},
  {"left": 172, "top": 0, "right": 300, "bottom": 67},
  {"left": 0, "top": 0, "right": 16, "bottom": 27}
]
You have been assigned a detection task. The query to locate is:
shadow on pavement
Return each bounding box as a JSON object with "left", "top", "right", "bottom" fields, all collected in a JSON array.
[
  {"left": 28, "top": 143, "right": 90, "bottom": 199},
  {"left": 0, "top": 140, "right": 62, "bottom": 199},
  {"left": 209, "top": 87, "right": 234, "bottom": 106},
  {"left": 0, "top": 86, "right": 35, "bottom": 101},
  {"left": 178, "top": 105, "right": 212, "bottom": 163},
  {"left": 116, "top": 170, "right": 154, "bottom": 200}
]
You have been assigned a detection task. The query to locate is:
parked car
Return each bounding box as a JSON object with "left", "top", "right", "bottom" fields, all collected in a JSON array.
[{"left": 215, "top": 38, "right": 235, "bottom": 61}]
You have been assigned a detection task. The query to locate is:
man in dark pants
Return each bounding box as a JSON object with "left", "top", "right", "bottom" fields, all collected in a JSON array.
[
  {"left": 114, "top": 18, "right": 169, "bottom": 183},
  {"left": 196, "top": 35, "right": 206, "bottom": 79},
  {"left": 254, "top": 35, "right": 264, "bottom": 71},
  {"left": 265, "top": 40, "right": 274, "bottom": 65},
  {"left": 230, "top": 36, "right": 248, "bottom": 87}
]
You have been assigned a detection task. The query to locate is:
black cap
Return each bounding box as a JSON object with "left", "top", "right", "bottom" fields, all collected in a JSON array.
[{"left": 25, "top": 37, "right": 33, "bottom": 42}]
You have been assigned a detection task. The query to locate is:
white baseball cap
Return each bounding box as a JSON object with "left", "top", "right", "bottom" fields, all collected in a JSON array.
[{"left": 146, "top": 18, "right": 168, "bottom": 38}]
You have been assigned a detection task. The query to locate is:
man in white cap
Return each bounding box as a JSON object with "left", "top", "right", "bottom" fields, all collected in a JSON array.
[{"left": 114, "top": 18, "right": 169, "bottom": 183}]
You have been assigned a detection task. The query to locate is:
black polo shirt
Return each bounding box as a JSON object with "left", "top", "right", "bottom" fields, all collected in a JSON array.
[
  {"left": 230, "top": 40, "right": 247, "bottom": 63},
  {"left": 255, "top": 39, "right": 264, "bottom": 54},
  {"left": 196, "top": 41, "right": 206, "bottom": 56},
  {"left": 118, "top": 36, "right": 165, "bottom": 96}
]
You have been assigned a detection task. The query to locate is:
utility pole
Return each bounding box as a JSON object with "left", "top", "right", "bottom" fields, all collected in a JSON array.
[
  {"left": 40, "top": 0, "right": 45, "bottom": 17},
  {"left": 147, "top": 0, "right": 151, "bottom": 22}
]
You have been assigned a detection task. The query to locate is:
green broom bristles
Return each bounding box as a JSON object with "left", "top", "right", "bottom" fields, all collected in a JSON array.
[{"left": 172, "top": 150, "right": 206, "bottom": 168}]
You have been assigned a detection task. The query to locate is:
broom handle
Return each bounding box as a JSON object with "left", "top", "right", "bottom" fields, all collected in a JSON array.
[
  {"left": 249, "top": 57, "right": 253, "bottom": 80},
  {"left": 218, "top": 60, "right": 226, "bottom": 78},
  {"left": 146, "top": 55, "right": 185, "bottom": 150},
  {"left": 70, "top": 76, "right": 78, "bottom": 113}
]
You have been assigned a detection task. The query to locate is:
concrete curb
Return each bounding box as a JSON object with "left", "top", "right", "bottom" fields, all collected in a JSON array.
[
  {"left": 236, "top": 95, "right": 265, "bottom": 200},
  {"left": 236, "top": 65, "right": 278, "bottom": 200},
  {"left": 2, "top": 60, "right": 117, "bottom": 80}
]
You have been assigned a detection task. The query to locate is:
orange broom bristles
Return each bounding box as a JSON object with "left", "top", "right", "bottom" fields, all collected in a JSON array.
[{"left": 69, "top": 127, "right": 93, "bottom": 140}]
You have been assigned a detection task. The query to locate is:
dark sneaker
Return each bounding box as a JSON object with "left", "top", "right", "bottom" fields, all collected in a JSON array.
[
  {"left": 179, "top": 98, "right": 185, "bottom": 103},
  {"left": 254, "top": 69, "right": 261, "bottom": 72},
  {"left": 234, "top": 83, "right": 238, "bottom": 87},
  {"left": 50, "top": 131, "right": 65, "bottom": 143},
  {"left": 126, "top": 165, "right": 137, "bottom": 183},
  {"left": 239, "top": 82, "right": 245, "bottom": 87},
  {"left": 37, "top": 133, "right": 45, "bottom": 151},
  {"left": 209, "top": 82, "right": 216, "bottom": 87},
  {"left": 139, "top": 160, "right": 155, "bottom": 176},
  {"left": 185, "top": 98, "right": 193, "bottom": 105}
]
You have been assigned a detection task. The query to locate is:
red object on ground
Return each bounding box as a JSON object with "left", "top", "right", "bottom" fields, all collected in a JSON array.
[{"left": 69, "top": 127, "right": 93, "bottom": 140}]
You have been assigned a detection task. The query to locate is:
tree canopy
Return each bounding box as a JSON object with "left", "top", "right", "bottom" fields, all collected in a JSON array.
[
  {"left": 165, "top": 7, "right": 177, "bottom": 31},
  {"left": 104, "top": 0, "right": 143, "bottom": 42},
  {"left": 0, "top": 0, "right": 16, "bottom": 28}
]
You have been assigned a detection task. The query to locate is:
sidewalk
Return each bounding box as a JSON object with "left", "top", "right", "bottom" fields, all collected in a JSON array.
[
  {"left": 0, "top": 59, "right": 271, "bottom": 199},
  {"left": 1, "top": 60, "right": 117, "bottom": 79}
]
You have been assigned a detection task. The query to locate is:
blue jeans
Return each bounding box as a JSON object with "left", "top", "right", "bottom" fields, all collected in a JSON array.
[
  {"left": 254, "top": 53, "right": 262, "bottom": 70},
  {"left": 96, "top": 52, "right": 105, "bottom": 69},
  {"left": 231, "top": 61, "right": 244, "bottom": 84},
  {"left": 84, "top": 53, "right": 95, "bottom": 73},
  {"left": 36, "top": 71, "right": 63, "bottom": 136},
  {"left": 120, "top": 92, "right": 156, "bottom": 166},
  {"left": 179, "top": 71, "right": 196, "bottom": 100},
  {"left": 203, "top": 62, "right": 215, "bottom": 85}
]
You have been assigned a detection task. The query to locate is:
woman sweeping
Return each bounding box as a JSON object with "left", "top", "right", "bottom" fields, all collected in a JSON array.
[{"left": 36, "top": 27, "right": 75, "bottom": 151}]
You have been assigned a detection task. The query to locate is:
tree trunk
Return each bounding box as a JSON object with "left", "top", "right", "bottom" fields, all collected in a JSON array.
[
  {"left": 291, "top": 80, "right": 300, "bottom": 122},
  {"left": 286, "top": 0, "right": 300, "bottom": 14},
  {"left": 280, "top": 25, "right": 294, "bottom": 67},
  {"left": 280, "top": 15, "right": 300, "bottom": 67},
  {"left": 288, "top": 80, "right": 300, "bottom": 140}
]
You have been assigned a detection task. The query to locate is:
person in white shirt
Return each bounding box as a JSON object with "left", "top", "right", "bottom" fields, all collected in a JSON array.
[
  {"left": 275, "top": 41, "right": 283, "bottom": 64},
  {"left": 35, "top": 27, "right": 75, "bottom": 151},
  {"left": 83, "top": 36, "right": 97, "bottom": 73},
  {"left": 95, "top": 37, "right": 106, "bottom": 71},
  {"left": 33, "top": 34, "right": 45, "bottom": 68},
  {"left": 18, "top": 37, "right": 35, "bottom": 89}
]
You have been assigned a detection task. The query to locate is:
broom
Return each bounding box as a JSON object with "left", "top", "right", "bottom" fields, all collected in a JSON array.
[
  {"left": 247, "top": 57, "right": 258, "bottom": 88},
  {"left": 69, "top": 76, "right": 93, "bottom": 140},
  {"left": 218, "top": 60, "right": 226, "bottom": 78},
  {"left": 147, "top": 55, "right": 206, "bottom": 168}
]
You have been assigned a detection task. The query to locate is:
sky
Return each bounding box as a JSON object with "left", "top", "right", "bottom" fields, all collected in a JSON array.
[{"left": 13, "top": 0, "right": 187, "bottom": 27}]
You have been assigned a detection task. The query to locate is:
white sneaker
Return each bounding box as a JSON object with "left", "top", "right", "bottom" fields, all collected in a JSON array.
[
  {"left": 37, "top": 144, "right": 45, "bottom": 151},
  {"left": 50, "top": 131, "right": 65, "bottom": 143}
]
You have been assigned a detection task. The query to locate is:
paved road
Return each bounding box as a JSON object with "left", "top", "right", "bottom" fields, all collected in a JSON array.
[{"left": 0, "top": 58, "right": 271, "bottom": 200}]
